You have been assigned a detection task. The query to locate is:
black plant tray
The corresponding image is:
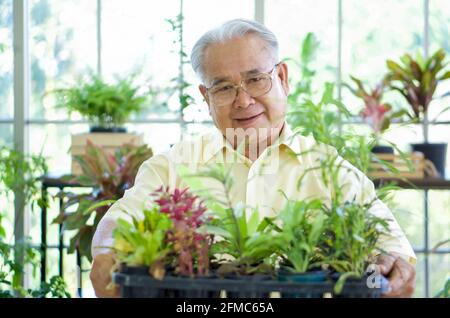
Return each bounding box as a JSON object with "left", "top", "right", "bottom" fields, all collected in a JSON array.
[{"left": 113, "top": 268, "right": 387, "bottom": 298}]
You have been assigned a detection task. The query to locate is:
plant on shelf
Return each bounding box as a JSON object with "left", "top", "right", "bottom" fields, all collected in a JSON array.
[
  {"left": 385, "top": 48, "right": 450, "bottom": 135},
  {"left": 0, "top": 146, "right": 70, "bottom": 298},
  {"left": 288, "top": 82, "right": 418, "bottom": 183},
  {"left": 50, "top": 73, "right": 150, "bottom": 132},
  {"left": 345, "top": 76, "right": 407, "bottom": 153},
  {"left": 385, "top": 48, "right": 450, "bottom": 177},
  {"left": 53, "top": 140, "right": 153, "bottom": 261}
]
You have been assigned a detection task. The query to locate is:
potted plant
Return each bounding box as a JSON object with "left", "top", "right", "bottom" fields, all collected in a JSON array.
[
  {"left": 49, "top": 73, "right": 150, "bottom": 174},
  {"left": 112, "top": 186, "right": 215, "bottom": 298},
  {"left": 259, "top": 198, "right": 327, "bottom": 298},
  {"left": 296, "top": 144, "right": 391, "bottom": 295},
  {"left": 53, "top": 140, "right": 153, "bottom": 261},
  {"left": 385, "top": 48, "right": 450, "bottom": 178},
  {"left": 52, "top": 73, "right": 148, "bottom": 132},
  {"left": 346, "top": 76, "right": 407, "bottom": 154}
]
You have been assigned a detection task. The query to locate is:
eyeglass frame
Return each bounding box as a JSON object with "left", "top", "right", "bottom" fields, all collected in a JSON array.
[{"left": 205, "top": 62, "right": 282, "bottom": 105}]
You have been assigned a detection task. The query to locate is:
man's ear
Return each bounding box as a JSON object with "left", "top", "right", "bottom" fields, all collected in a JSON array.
[
  {"left": 199, "top": 85, "right": 209, "bottom": 105},
  {"left": 277, "top": 62, "right": 290, "bottom": 96},
  {"left": 199, "top": 85, "right": 212, "bottom": 115}
]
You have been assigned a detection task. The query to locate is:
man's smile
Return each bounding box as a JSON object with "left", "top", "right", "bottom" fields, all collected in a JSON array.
[{"left": 233, "top": 112, "right": 264, "bottom": 126}]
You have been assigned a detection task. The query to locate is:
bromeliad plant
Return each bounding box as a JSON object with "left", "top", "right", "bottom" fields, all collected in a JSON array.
[
  {"left": 385, "top": 48, "right": 450, "bottom": 141},
  {"left": 152, "top": 186, "right": 212, "bottom": 277},
  {"left": 346, "top": 76, "right": 407, "bottom": 141},
  {"left": 53, "top": 140, "right": 153, "bottom": 261}
]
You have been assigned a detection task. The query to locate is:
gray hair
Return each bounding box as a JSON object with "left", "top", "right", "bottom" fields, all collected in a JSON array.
[{"left": 190, "top": 18, "right": 279, "bottom": 83}]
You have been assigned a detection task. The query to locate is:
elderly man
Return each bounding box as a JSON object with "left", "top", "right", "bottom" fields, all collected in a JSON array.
[{"left": 90, "top": 19, "right": 416, "bottom": 298}]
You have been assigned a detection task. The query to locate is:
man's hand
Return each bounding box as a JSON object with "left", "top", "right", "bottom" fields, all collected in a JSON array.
[
  {"left": 90, "top": 253, "right": 120, "bottom": 298},
  {"left": 376, "top": 253, "right": 416, "bottom": 298}
]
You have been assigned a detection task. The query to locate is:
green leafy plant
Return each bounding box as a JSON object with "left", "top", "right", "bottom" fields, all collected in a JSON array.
[
  {"left": 288, "top": 82, "right": 415, "bottom": 180},
  {"left": 0, "top": 146, "right": 48, "bottom": 294},
  {"left": 0, "top": 146, "right": 69, "bottom": 298},
  {"left": 294, "top": 141, "right": 392, "bottom": 293},
  {"left": 286, "top": 85, "right": 401, "bottom": 292},
  {"left": 53, "top": 140, "right": 153, "bottom": 261},
  {"left": 286, "top": 32, "right": 320, "bottom": 102},
  {"left": 113, "top": 206, "right": 173, "bottom": 280},
  {"left": 288, "top": 82, "right": 375, "bottom": 173},
  {"left": 269, "top": 198, "right": 327, "bottom": 273},
  {"left": 166, "top": 13, "right": 195, "bottom": 112},
  {"left": 385, "top": 48, "right": 450, "bottom": 140},
  {"left": 346, "top": 76, "right": 407, "bottom": 141},
  {"left": 0, "top": 146, "right": 48, "bottom": 210},
  {"left": 50, "top": 73, "right": 149, "bottom": 129}
]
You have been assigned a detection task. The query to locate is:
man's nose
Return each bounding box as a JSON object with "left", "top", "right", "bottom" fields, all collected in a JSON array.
[{"left": 233, "top": 87, "right": 253, "bottom": 108}]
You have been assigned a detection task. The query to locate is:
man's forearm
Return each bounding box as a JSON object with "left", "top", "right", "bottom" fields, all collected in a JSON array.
[
  {"left": 90, "top": 253, "right": 120, "bottom": 298},
  {"left": 91, "top": 216, "right": 119, "bottom": 297}
]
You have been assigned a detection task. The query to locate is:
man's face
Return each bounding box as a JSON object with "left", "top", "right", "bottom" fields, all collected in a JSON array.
[{"left": 199, "top": 34, "right": 289, "bottom": 144}]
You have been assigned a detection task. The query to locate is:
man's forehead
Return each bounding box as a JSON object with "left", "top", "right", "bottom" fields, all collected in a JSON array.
[{"left": 207, "top": 66, "right": 267, "bottom": 86}]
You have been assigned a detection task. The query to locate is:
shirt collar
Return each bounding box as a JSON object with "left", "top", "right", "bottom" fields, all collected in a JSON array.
[{"left": 202, "top": 122, "right": 303, "bottom": 164}]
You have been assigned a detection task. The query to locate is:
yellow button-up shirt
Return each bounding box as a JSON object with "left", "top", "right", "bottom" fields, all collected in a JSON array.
[{"left": 96, "top": 124, "right": 416, "bottom": 263}]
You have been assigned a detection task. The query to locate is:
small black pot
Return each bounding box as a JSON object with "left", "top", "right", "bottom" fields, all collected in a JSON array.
[
  {"left": 89, "top": 126, "right": 127, "bottom": 133},
  {"left": 277, "top": 268, "right": 328, "bottom": 298},
  {"left": 411, "top": 143, "right": 447, "bottom": 178},
  {"left": 119, "top": 265, "right": 164, "bottom": 298},
  {"left": 225, "top": 273, "right": 272, "bottom": 298},
  {"left": 371, "top": 145, "right": 394, "bottom": 155}
]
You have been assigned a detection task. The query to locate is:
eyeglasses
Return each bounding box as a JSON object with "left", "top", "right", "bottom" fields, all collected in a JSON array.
[{"left": 205, "top": 63, "right": 281, "bottom": 106}]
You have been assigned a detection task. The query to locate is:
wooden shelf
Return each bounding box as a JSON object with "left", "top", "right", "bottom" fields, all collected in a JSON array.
[{"left": 373, "top": 178, "right": 450, "bottom": 190}]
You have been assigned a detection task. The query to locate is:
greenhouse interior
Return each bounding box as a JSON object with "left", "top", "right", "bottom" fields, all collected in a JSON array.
[{"left": 0, "top": 0, "right": 449, "bottom": 299}]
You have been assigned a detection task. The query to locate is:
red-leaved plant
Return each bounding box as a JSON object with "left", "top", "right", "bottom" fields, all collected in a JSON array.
[
  {"left": 152, "top": 186, "right": 212, "bottom": 277},
  {"left": 346, "top": 76, "right": 407, "bottom": 140}
]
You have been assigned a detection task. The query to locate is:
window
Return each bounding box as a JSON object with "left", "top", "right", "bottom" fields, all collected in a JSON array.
[{"left": 265, "top": 0, "right": 338, "bottom": 94}]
